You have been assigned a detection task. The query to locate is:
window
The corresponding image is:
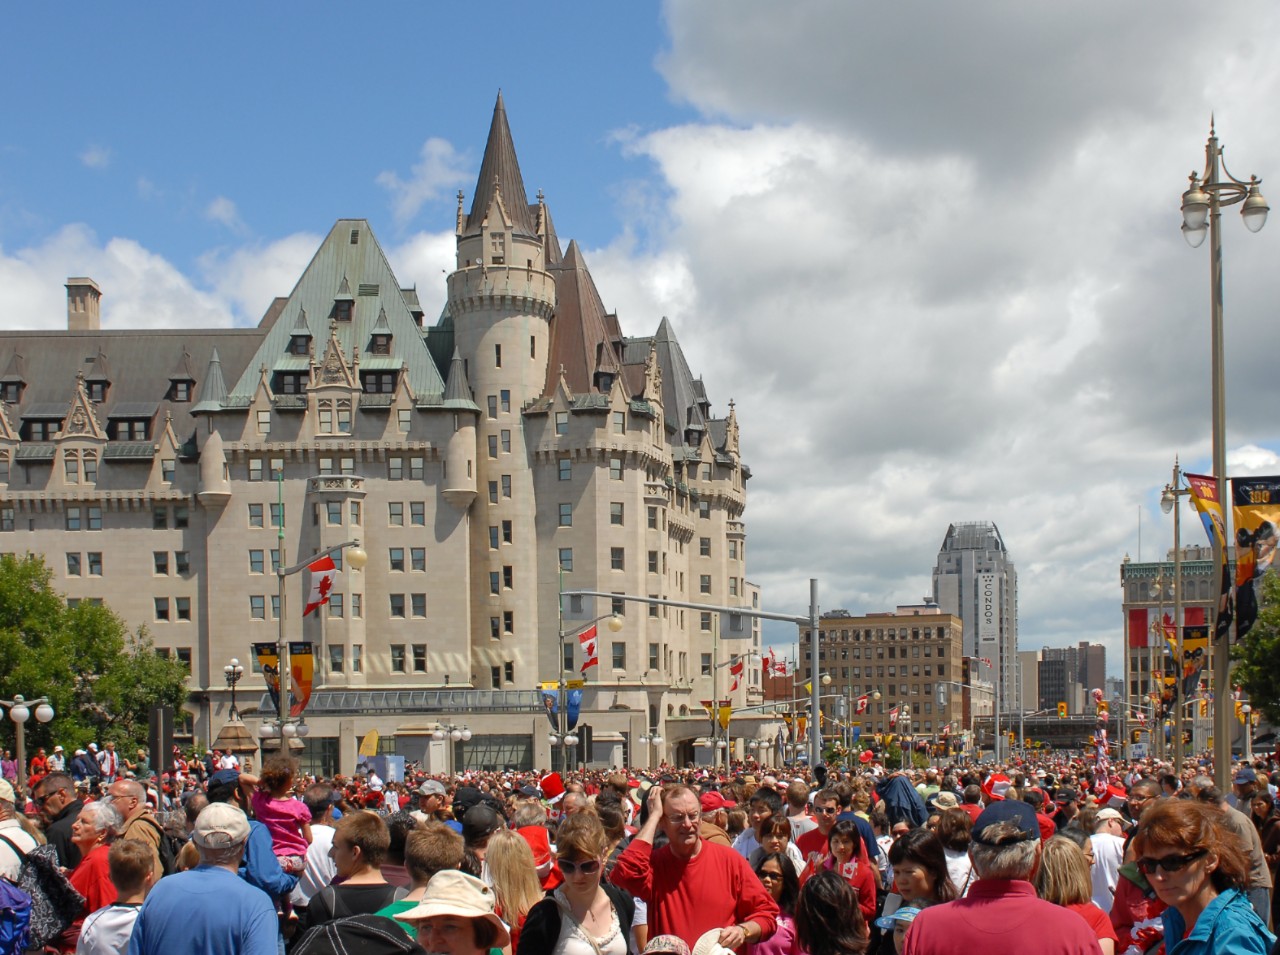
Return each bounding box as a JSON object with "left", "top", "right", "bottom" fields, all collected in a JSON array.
[
  {"left": 64, "top": 455, "right": 79, "bottom": 483},
  {"left": 729, "top": 578, "right": 738, "bottom": 597},
  {"left": 649, "top": 643, "right": 660, "bottom": 671},
  {"left": 389, "top": 457, "right": 404, "bottom": 480},
  {"left": 729, "top": 541, "right": 739, "bottom": 560},
  {"left": 249, "top": 550, "right": 264, "bottom": 574},
  {"left": 269, "top": 503, "right": 283, "bottom": 529},
  {"left": 411, "top": 548, "right": 426, "bottom": 571},
  {"left": 362, "top": 372, "right": 396, "bottom": 394},
  {"left": 612, "top": 595, "right": 625, "bottom": 617},
  {"left": 249, "top": 459, "right": 264, "bottom": 482},
  {"left": 610, "top": 457, "right": 622, "bottom": 480},
  {"left": 613, "top": 411, "right": 625, "bottom": 434},
  {"left": 488, "top": 436, "right": 497, "bottom": 458},
  {"left": 66, "top": 553, "right": 81, "bottom": 576},
  {"left": 154, "top": 598, "right": 170, "bottom": 621},
  {"left": 489, "top": 526, "right": 499, "bottom": 549},
  {"left": 329, "top": 646, "right": 344, "bottom": 673},
  {"left": 176, "top": 647, "right": 192, "bottom": 671},
  {"left": 501, "top": 475, "right": 511, "bottom": 497},
  {"left": 612, "top": 643, "right": 626, "bottom": 670},
  {"left": 531, "top": 335, "right": 537, "bottom": 358},
  {"left": 649, "top": 596, "right": 659, "bottom": 618},
  {"left": 413, "top": 644, "right": 427, "bottom": 672},
  {"left": 490, "top": 617, "right": 501, "bottom": 639},
  {"left": 558, "top": 503, "right": 572, "bottom": 527},
  {"left": 559, "top": 548, "right": 573, "bottom": 571},
  {"left": 610, "top": 502, "right": 624, "bottom": 525},
  {"left": 351, "top": 645, "right": 363, "bottom": 673},
  {"left": 86, "top": 552, "right": 102, "bottom": 576},
  {"left": 558, "top": 458, "right": 571, "bottom": 481},
  {"left": 502, "top": 565, "right": 513, "bottom": 589},
  {"left": 66, "top": 507, "right": 82, "bottom": 531},
  {"left": 489, "top": 571, "right": 500, "bottom": 595},
  {"left": 154, "top": 551, "right": 169, "bottom": 575},
  {"left": 351, "top": 593, "right": 362, "bottom": 618},
  {"left": 500, "top": 430, "right": 511, "bottom": 453},
  {"left": 699, "top": 501, "right": 711, "bottom": 518},
  {"left": 648, "top": 506, "right": 658, "bottom": 529},
  {"left": 500, "top": 390, "right": 510, "bottom": 412},
  {"left": 328, "top": 594, "right": 344, "bottom": 618},
  {"left": 647, "top": 551, "right": 658, "bottom": 573},
  {"left": 153, "top": 507, "right": 168, "bottom": 530},
  {"left": 491, "top": 666, "right": 501, "bottom": 689},
  {"left": 499, "top": 610, "right": 513, "bottom": 634},
  {"left": 326, "top": 501, "right": 342, "bottom": 525},
  {"left": 89, "top": 506, "right": 104, "bottom": 530},
  {"left": 487, "top": 396, "right": 498, "bottom": 419},
  {"left": 555, "top": 412, "right": 568, "bottom": 435},
  {"left": 256, "top": 410, "right": 271, "bottom": 435},
  {"left": 411, "top": 502, "right": 425, "bottom": 526},
  {"left": 701, "top": 612, "right": 712, "bottom": 632},
  {"left": 611, "top": 547, "right": 625, "bottom": 571},
  {"left": 270, "top": 595, "right": 281, "bottom": 619},
  {"left": 410, "top": 593, "right": 426, "bottom": 617},
  {"left": 388, "top": 503, "right": 404, "bottom": 526},
  {"left": 0, "top": 506, "right": 12, "bottom": 532},
  {"left": 494, "top": 344, "right": 502, "bottom": 367},
  {"left": 250, "top": 596, "right": 265, "bottom": 619},
  {"left": 502, "top": 520, "right": 512, "bottom": 543},
  {"left": 390, "top": 594, "right": 406, "bottom": 618},
  {"left": 700, "top": 575, "right": 712, "bottom": 594},
  {"left": 701, "top": 653, "right": 712, "bottom": 676},
  {"left": 398, "top": 409, "right": 411, "bottom": 433},
  {"left": 389, "top": 548, "right": 405, "bottom": 572},
  {"left": 391, "top": 645, "right": 406, "bottom": 673},
  {"left": 0, "top": 453, "right": 7, "bottom": 484},
  {"left": 175, "top": 597, "right": 191, "bottom": 622},
  {"left": 488, "top": 481, "right": 498, "bottom": 504},
  {"left": 700, "top": 537, "right": 711, "bottom": 557},
  {"left": 350, "top": 501, "right": 361, "bottom": 524},
  {"left": 563, "top": 642, "right": 574, "bottom": 672}
]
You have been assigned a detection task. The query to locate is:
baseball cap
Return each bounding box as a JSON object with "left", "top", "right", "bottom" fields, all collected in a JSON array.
[
  {"left": 418, "top": 779, "right": 447, "bottom": 797},
  {"left": 53, "top": 746, "right": 63, "bottom": 753},
  {"left": 643, "top": 937, "right": 692, "bottom": 955},
  {"left": 875, "top": 905, "right": 923, "bottom": 931},
  {"left": 1234, "top": 767, "right": 1258, "bottom": 784},
  {"left": 208, "top": 768, "right": 241, "bottom": 789},
  {"left": 700, "top": 791, "right": 733, "bottom": 813},
  {"left": 193, "top": 802, "right": 251, "bottom": 849},
  {"left": 1095, "top": 808, "right": 1125, "bottom": 823},
  {"left": 972, "top": 800, "right": 1040, "bottom": 845},
  {"left": 1054, "top": 787, "right": 1079, "bottom": 804},
  {"left": 461, "top": 804, "right": 504, "bottom": 844}
]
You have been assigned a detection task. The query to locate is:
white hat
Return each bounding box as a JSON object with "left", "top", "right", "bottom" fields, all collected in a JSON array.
[
  {"left": 193, "top": 803, "right": 250, "bottom": 849},
  {"left": 0, "top": 780, "right": 14, "bottom": 804},
  {"left": 692, "top": 929, "right": 736, "bottom": 955},
  {"left": 53, "top": 746, "right": 63, "bottom": 753},
  {"left": 398, "top": 871, "right": 510, "bottom": 948}
]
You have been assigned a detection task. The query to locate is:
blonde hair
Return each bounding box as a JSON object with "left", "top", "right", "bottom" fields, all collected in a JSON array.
[
  {"left": 1034, "top": 836, "right": 1093, "bottom": 906},
  {"left": 484, "top": 829, "right": 543, "bottom": 925}
]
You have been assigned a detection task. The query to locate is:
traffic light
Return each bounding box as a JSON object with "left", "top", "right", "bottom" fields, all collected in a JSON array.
[
  {"left": 1131, "top": 729, "right": 1140, "bottom": 744},
  {"left": 1057, "top": 702, "right": 1068, "bottom": 719}
]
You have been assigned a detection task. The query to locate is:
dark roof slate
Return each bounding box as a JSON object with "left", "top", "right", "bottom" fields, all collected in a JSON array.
[{"left": 465, "top": 92, "right": 536, "bottom": 237}]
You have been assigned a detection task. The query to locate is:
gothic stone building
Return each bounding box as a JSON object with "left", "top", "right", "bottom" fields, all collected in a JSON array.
[{"left": 0, "top": 96, "right": 762, "bottom": 774}]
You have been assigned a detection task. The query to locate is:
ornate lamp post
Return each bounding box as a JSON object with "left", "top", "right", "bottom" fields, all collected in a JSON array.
[
  {"left": 223, "top": 658, "right": 245, "bottom": 720},
  {"left": 0, "top": 695, "right": 54, "bottom": 795},
  {"left": 638, "top": 728, "right": 664, "bottom": 769},
  {"left": 1180, "top": 122, "right": 1268, "bottom": 789}
]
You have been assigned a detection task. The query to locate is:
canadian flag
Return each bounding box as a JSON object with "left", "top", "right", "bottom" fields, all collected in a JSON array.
[
  {"left": 303, "top": 556, "right": 337, "bottom": 616},
  {"left": 729, "top": 657, "right": 745, "bottom": 692},
  {"left": 762, "top": 649, "right": 777, "bottom": 677},
  {"left": 888, "top": 706, "right": 900, "bottom": 724},
  {"left": 980, "top": 657, "right": 993, "bottom": 669},
  {"left": 941, "top": 722, "right": 952, "bottom": 736},
  {"left": 773, "top": 655, "right": 792, "bottom": 678},
  {"left": 855, "top": 695, "right": 869, "bottom": 714},
  {"left": 578, "top": 625, "right": 599, "bottom": 672}
]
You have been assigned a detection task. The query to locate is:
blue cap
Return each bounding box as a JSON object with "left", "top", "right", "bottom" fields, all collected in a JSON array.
[
  {"left": 875, "top": 906, "right": 922, "bottom": 930},
  {"left": 972, "top": 799, "right": 1039, "bottom": 844},
  {"left": 208, "top": 768, "right": 241, "bottom": 789}
]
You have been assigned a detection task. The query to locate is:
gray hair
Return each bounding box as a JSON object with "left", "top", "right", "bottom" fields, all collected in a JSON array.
[
  {"left": 511, "top": 801, "right": 547, "bottom": 829},
  {"left": 968, "top": 823, "right": 1040, "bottom": 880},
  {"left": 79, "top": 801, "right": 123, "bottom": 839}
]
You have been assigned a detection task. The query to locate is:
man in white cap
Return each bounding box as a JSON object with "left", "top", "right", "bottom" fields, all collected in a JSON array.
[
  {"left": 127, "top": 803, "right": 277, "bottom": 955},
  {"left": 0, "top": 779, "right": 37, "bottom": 880},
  {"left": 46, "top": 745, "right": 65, "bottom": 773}
]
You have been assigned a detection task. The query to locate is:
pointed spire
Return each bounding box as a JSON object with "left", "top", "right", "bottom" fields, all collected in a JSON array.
[
  {"left": 292, "top": 307, "right": 310, "bottom": 333},
  {"left": 192, "top": 348, "right": 228, "bottom": 414},
  {"left": 442, "top": 348, "right": 480, "bottom": 411},
  {"left": 465, "top": 92, "right": 535, "bottom": 236}
]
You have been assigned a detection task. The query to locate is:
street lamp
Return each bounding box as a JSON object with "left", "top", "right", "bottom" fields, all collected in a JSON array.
[
  {"left": 223, "top": 658, "right": 245, "bottom": 720},
  {"left": 638, "top": 728, "right": 664, "bottom": 769},
  {"left": 1161, "top": 459, "right": 1192, "bottom": 768},
  {"left": 0, "top": 695, "right": 54, "bottom": 795},
  {"left": 1181, "top": 122, "right": 1268, "bottom": 790},
  {"left": 896, "top": 704, "right": 913, "bottom": 770}
]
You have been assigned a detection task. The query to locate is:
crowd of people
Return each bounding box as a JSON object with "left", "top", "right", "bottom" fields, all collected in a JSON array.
[{"left": 0, "top": 745, "right": 1278, "bottom": 954}]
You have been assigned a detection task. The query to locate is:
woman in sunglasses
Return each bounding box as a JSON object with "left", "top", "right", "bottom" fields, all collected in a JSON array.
[
  {"left": 1131, "top": 798, "right": 1274, "bottom": 954},
  {"left": 518, "top": 812, "right": 638, "bottom": 955},
  {"left": 751, "top": 852, "right": 800, "bottom": 955}
]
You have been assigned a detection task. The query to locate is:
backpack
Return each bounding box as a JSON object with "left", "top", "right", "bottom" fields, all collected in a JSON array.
[
  {"left": 0, "top": 879, "right": 31, "bottom": 955},
  {"left": 140, "top": 817, "right": 183, "bottom": 876},
  {"left": 0, "top": 834, "right": 84, "bottom": 949}
]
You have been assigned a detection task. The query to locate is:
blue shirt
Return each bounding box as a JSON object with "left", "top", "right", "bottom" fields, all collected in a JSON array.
[
  {"left": 240, "top": 818, "right": 298, "bottom": 898},
  {"left": 127, "top": 865, "right": 278, "bottom": 955},
  {"left": 1162, "top": 886, "right": 1275, "bottom": 955}
]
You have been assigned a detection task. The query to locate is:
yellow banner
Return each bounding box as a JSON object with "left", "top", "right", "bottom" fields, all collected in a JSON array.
[
  {"left": 718, "top": 705, "right": 732, "bottom": 731},
  {"left": 358, "top": 729, "right": 380, "bottom": 757}
]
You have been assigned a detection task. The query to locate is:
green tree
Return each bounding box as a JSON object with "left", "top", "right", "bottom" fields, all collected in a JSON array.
[
  {"left": 0, "top": 554, "right": 190, "bottom": 753},
  {"left": 1233, "top": 569, "right": 1280, "bottom": 726}
]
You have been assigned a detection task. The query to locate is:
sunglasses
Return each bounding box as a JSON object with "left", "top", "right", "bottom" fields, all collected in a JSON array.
[
  {"left": 558, "top": 859, "right": 602, "bottom": 876},
  {"left": 814, "top": 806, "right": 839, "bottom": 815},
  {"left": 1136, "top": 849, "right": 1208, "bottom": 876},
  {"left": 758, "top": 870, "right": 784, "bottom": 881}
]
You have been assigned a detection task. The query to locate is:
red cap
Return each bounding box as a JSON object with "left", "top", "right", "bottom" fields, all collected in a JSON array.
[
  {"left": 700, "top": 791, "right": 734, "bottom": 812},
  {"left": 539, "top": 772, "right": 565, "bottom": 802}
]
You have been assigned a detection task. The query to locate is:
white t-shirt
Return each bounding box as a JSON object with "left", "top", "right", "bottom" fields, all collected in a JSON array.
[
  {"left": 0, "top": 818, "right": 38, "bottom": 881},
  {"left": 218, "top": 753, "right": 240, "bottom": 770},
  {"left": 291, "top": 824, "right": 337, "bottom": 906},
  {"left": 1090, "top": 832, "right": 1126, "bottom": 914},
  {"left": 76, "top": 903, "right": 141, "bottom": 955}
]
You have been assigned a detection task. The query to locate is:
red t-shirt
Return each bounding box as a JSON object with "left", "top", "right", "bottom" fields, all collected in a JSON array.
[
  {"left": 611, "top": 838, "right": 779, "bottom": 945},
  {"left": 904, "top": 880, "right": 1103, "bottom": 955},
  {"left": 957, "top": 803, "right": 984, "bottom": 824},
  {"left": 1065, "top": 901, "right": 1119, "bottom": 943},
  {"left": 795, "top": 826, "right": 868, "bottom": 884}
]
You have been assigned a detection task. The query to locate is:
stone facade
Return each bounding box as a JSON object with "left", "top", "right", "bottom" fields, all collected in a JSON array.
[{"left": 0, "top": 96, "right": 760, "bottom": 775}]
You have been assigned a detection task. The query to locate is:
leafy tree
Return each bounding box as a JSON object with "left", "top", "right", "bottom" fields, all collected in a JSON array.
[
  {"left": 0, "top": 554, "right": 190, "bottom": 753},
  {"left": 1232, "top": 569, "right": 1280, "bottom": 726}
]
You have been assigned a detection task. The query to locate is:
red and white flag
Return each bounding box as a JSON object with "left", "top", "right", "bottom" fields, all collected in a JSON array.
[
  {"left": 729, "top": 656, "right": 745, "bottom": 691},
  {"left": 303, "top": 556, "right": 337, "bottom": 616},
  {"left": 941, "top": 722, "right": 952, "bottom": 736},
  {"left": 578, "top": 625, "right": 599, "bottom": 672},
  {"left": 980, "top": 657, "right": 993, "bottom": 669},
  {"left": 855, "top": 694, "right": 869, "bottom": 714},
  {"left": 888, "top": 706, "right": 900, "bottom": 724},
  {"left": 773, "top": 655, "right": 792, "bottom": 678}
]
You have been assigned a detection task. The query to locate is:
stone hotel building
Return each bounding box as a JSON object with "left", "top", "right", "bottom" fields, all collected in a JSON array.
[{"left": 0, "top": 96, "right": 762, "bottom": 774}]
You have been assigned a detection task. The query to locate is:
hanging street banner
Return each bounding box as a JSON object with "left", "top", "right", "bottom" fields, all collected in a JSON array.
[
  {"left": 1187, "top": 473, "right": 1234, "bottom": 641},
  {"left": 1165, "top": 624, "right": 1210, "bottom": 697},
  {"left": 1230, "top": 476, "right": 1280, "bottom": 642},
  {"left": 254, "top": 641, "right": 314, "bottom": 717}
]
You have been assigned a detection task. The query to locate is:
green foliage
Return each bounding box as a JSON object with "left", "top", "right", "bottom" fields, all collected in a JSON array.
[
  {"left": 0, "top": 554, "right": 190, "bottom": 752},
  {"left": 1233, "top": 569, "right": 1280, "bottom": 726}
]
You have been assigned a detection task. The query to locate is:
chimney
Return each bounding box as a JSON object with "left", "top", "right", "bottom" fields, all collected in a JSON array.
[{"left": 66, "top": 277, "right": 102, "bottom": 331}]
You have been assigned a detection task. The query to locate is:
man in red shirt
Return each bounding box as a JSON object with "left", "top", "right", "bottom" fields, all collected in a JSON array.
[
  {"left": 795, "top": 788, "right": 867, "bottom": 883},
  {"left": 612, "top": 784, "right": 778, "bottom": 951},
  {"left": 903, "top": 800, "right": 1102, "bottom": 955}
]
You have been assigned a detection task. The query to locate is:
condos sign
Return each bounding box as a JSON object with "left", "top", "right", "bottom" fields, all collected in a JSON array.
[{"left": 978, "top": 573, "right": 998, "bottom": 650}]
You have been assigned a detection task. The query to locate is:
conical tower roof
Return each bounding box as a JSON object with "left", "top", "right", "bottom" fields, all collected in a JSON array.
[
  {"left": 545, "top": 240, "right": 621, "bottom": 396},
  {"left": 465, "top": 92, "right": 536, "bottom": 237},
  {"left": 442, "top": 348, "right": 479, "bottom": 412},
  {"left": 192, "top": 347, "right": 228, "bottom": 414}
]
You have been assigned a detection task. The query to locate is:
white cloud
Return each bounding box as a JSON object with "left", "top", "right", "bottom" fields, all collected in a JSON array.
[
  {"left": 377, "top": 138, "right": 472, "bottom": 226},
  {"left": 196, "top": 232, "right": 322, "bottom": 325},
  {"left": 79, "top": 145, "right": 110, "bottom": 169},
  {"left": 205, "top": 196, "right": 247, "bottom": 235},
  {"left": 384, "top": 230, "right": 458, "bottom": 323}
]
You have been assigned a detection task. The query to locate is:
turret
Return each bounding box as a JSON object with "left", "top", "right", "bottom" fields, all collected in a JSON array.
[{"left": 441, "top": 349, "right": 478, "bottom": 510}]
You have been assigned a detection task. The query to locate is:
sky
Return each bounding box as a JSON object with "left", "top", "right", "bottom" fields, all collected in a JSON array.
[{"left": 5, "top": 2, "right": 1280, "bottom": 679}]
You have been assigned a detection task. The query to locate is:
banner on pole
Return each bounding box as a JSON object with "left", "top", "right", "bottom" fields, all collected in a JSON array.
[{"left": 1230, "top": 476, "right": 1280, "bottom": 642}]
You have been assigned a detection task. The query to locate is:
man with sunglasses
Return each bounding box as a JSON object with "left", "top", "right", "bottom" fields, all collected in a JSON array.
[
  {"left": 796, "top": 788, "right": 865, "bottom": 883},
  {"left": 32, "top": 771, "right": 83, "bottom": 867}
]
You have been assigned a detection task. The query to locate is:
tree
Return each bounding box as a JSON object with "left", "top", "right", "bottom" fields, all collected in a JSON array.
[
  {"left": 0, "top": 553, "right": 190, "bottom": 753},
  {"left": 1231, "top": 569, "right": 1280, "bottom": 726}
]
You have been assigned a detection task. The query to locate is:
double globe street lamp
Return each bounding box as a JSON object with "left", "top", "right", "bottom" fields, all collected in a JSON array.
[{"left": 1, "top": 695, "right": 55, "bottom": 795}]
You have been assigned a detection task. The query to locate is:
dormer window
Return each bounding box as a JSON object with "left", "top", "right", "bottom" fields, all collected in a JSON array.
[
  {"left": 0, "top": 382, "right": 21, "bottom": 403},
  {"left": 169, "top": 380, "right": 193, "bottom": 402},
  {"left": 110, "top": 419, "right": 150, "bottom": 441},
  {"left": 275, "top": 373, "right": 308, "bottom": 395},
  {"left": 289, "top": 335, "right": 310, "bottom": 356},
  {"left": 361, "top": 371, "right": 397, "bottom": 394},
  {"left": 334, "top": 300, "right": 353, "bottom": 322},
  {"left": 370, "top": 334, "right": 392, "bottom": 356},
  {"left": 87, "top": 381, "right": 108, "bottom": 402}
]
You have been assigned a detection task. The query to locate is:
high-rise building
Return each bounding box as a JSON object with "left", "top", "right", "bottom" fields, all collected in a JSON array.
[
  {"left": 1036, "top": 642, "right": 1106, "bottom": 713},
  {"left": 932, "top": 522, "right": 1019, "bottom": 715},
  {"left": 0, "top": 95, "right": 758, "bottom": 774}
]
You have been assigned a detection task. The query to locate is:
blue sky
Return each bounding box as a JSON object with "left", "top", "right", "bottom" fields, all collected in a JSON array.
[{"left": 6, "top": 2, "right": 1280, "bottom": 680}]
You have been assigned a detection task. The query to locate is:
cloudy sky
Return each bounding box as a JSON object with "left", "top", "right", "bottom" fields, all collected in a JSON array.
[{"left": 5, "top": 2, "right": 1280, "bottom": 677}]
